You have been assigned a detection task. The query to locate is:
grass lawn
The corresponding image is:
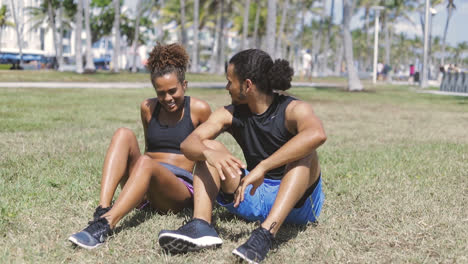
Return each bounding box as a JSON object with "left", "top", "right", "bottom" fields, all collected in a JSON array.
[
  {"left": 0, "top": 85, "right": 467, "bottom": 263},
  {"left": 0, "top": 69, "right": 351, "bottom": 85}
]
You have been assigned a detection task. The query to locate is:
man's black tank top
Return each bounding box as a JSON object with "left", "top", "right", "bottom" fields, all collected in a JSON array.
[
  {"left": 229, "top": 93, "right": 296, "bottom": 180},
  {"left": 146, "top": 96, "right": 195, "bottom": 154}
]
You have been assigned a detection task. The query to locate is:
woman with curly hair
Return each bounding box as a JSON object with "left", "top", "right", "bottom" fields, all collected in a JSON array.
[{"left": 69, "top": 43, "right": 211, "bottom": 249}]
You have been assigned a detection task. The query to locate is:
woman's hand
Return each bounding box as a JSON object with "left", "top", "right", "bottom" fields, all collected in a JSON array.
[
  {"left": 203, "top": 149, "right": 245, "bottom": 180},
  {"left": 233, "top": 164, "right": 267, "bottom": 208}
]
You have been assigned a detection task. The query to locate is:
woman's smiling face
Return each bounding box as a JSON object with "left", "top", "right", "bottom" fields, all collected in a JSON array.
[{"left": 153, "top": 72, "right": 186, "bottom": 113}]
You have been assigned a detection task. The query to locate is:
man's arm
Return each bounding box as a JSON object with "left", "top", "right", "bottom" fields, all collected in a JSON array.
[
  {"left": 234, "top": 101, "right": 326, "bottom": 205},
  {"left": 259, "top": 100, "right": 327, "bottom": 172},
  {"left": 181, "top": 106, "right": 245, "bottom": 179}
]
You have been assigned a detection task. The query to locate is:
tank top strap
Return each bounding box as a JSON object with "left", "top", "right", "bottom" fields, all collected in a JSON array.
[
  {"left": 152, "top": 99, "right": 161, "bottom": 118},
  {"left": 183, "top": 96, "right": 191, "bottom": 118}
]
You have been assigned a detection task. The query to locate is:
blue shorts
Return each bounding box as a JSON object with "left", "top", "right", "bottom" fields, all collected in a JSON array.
[{"left": 216, "top": 173, "right": 324, "bottom": 225}]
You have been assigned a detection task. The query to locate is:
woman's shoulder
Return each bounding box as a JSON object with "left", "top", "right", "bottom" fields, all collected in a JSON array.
[
  {"left": 189, "top": 97, "right": 211, "bottom": 114},
  {"left": 140, "top": 97, "right": 158, "bottom": 115}
]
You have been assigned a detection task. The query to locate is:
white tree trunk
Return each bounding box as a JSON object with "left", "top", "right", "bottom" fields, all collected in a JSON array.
[
  {"left": 241, "top": 0, "right": 250, "bottom": 50},
  {"left": 275, "top": 0, "right": 288, "bottom": 58},
  {"left": 131, "top": 0, "right": 141, "bottom": 73},
  {"left": 75, "top": 0, "right": 84, "bottom": 73},
  {"left": 191, "top": 0, "right": 199, "bottom": 72},
  {"left": 180, "top": 0, "right": 187, "bottom": 47},
  {"left": 342, "top": 0, "right": 362, "bottom": 91},
  {"left": 57, "top": 3, "right": 65, "bottom": 72},
  {"left": 265, "top": 0, "right": 276, "bottom": 56},
  {"left": 253, "top": 0, "right": 261, "bottom": 49},
  {"left": 209, "top": 0, "right": 223, "bottom": 74},
  {"left": 112, "top": 0, "right": 120, "bottom": 72},
  {"left": 84, "top": 0, "right": 95, "bottom": 72},
  {"left": 9, "top": 0, "right": 23, "bottom": 66}
]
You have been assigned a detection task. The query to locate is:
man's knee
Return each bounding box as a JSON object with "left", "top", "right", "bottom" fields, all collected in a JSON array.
[{"left": 202, "top": 139, "right": 227, "bottom": 151}]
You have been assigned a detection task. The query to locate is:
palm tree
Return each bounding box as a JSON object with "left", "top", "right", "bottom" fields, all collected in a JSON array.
[
  {"left": 131, "top": 0, "right": 142, "bottom": 73},
  {"left": 75, "top": 0, "right": 83, "bottom": 73},
  {"left": 9, "top": 0, "right": 23, "bottom": 66},
  {"left": 342, "top": 0, "right": 363, "bottom": 91},
  {"left": 191, "top": 0, "right": 200, "bottom": 72},
  {"left": 112, "top": 0, "right": 120, "bottom": 73},
  {"left": 240, "top": 0, "right": 250, "bottom": 50},
  {"left": 252, "top": 0, "right": 261, "bottom": 49},
  {"left": 265, "top": 0, "right": 277, "bottom": 56},
  {"left": 180, "top": 0, "right": 187, "bottom": 47},
  {"left": 275, "top": 0, "right": 289, "bottom": 58},
  {"left": 454, "top": 41, "right": 467, "bottom": 65},
  {"left": 84, "top": 0, "right": 95, "bottom": 72},
  {"left": 441, "top": 0, "right": 456, "bottom": 66},
  {"left": 0, "top": 4, "right": 14, "bottom": 54}
]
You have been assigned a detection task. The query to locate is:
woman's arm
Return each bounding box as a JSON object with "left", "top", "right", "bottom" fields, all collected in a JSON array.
[{"left": 140, "top": 99, "right": 155, "bottom": 153}]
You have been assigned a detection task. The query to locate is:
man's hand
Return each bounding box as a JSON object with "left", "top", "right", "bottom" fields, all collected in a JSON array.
[
  {"left": 233, "top": 164, "right": 267, "bottom": 208},
  {"left": 204, "top": 149, "right": 245, "bottom": 180}
]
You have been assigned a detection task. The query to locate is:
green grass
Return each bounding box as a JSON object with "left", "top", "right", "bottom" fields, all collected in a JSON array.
[
  {"left": 0, "top": 70, "right": 228, "bottom": 83},
  {"left": 0, "top": 69, "right": 350, "bottom": 84},
  {"left": 1, "top": 85, "right": 467, "bottom": 263}
]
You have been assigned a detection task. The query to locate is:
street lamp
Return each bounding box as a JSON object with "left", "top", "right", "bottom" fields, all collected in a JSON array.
[{"left": 371, "top": 6, "right": 384, "bottom": 84}]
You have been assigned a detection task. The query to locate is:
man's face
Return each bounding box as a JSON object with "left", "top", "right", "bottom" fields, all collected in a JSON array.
[{"left": 225, "top": 64, "right": 247, "bottom": 105}]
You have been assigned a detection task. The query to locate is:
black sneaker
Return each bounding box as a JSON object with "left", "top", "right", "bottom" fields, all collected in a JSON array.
[
  {"left": 232, "top": 227, "right": 274, "bottom": 264},
  {"left": 158, "top": 218, "right": 223, "bottom": 254},
  {"left": 93, "top": 205, "right": 112, "bottom": 221},
  {"left": 68, "top": 217, "right": 112, "bottom": 249}
]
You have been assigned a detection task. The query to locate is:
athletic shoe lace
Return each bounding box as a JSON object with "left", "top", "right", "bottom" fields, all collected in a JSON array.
[
  {"left": 93, "top": 205, "right": 112, "bottom": 221},
  {"left": 244, "top": 227, "right": 273, "bottom": 260},
  {"left": 85, "top": 217, "right": 110, "bottom": 241}
]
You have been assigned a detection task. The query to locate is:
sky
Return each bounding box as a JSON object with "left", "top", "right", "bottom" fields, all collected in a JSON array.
[{"left": 327, "top": 0, "right": 468, "bottom": 47}]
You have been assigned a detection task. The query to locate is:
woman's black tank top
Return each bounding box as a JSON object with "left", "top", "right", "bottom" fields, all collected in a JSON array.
[
  {"left": 146, "top": 96, "right": 195, "bottom": 154},
  {"left": 229, "top": 93, "right": 296, "bottom": 180}
]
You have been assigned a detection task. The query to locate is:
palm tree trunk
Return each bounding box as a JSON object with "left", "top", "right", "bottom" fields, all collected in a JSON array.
[
  {"left": 84, "top": 0, "right": 95, "bottom": 72},
  {"left": 75, "top": 0, "right": 83, "bottom": 73},
  {"left": 216, "top": 0, "right": 227, "bottom": 74},
  {"left": 241, "top": 0, "right": 250, "bottom": 50},
  {"left": 253, "top": 0, "right": 261, "bottom": 49},
  {"left": 112, "top": 0, "right": 120, "bottom": 73},
  {"left": 180, "top": 0, "right": 187, "bottom": 47},
  {"left": 334, "top": 38, "right": 343, "bottom": 75},
  {"left": 57, "top": 2, "right": 64, "bottom": 72},
  {"left": 364, "top": 6, "right": 371, "bottom": 71},
  {"left": 321, "top": 0, "right": 335, "bottom": 74},
  {"left": 131, "top": 0, "right": 141, "bottom": 73},
  {"left": 265, "top": 0, "right": 276, "bottom": 56},
  {"left": 47, "top": 0, "right": 59, "bottom": 69},
  {"left": 275, "top": 0, "right": 288, "bottom": 58},
  {"left": 383, "top": 12, "right": 390, "bottom": 66},
  {"left": 441, "top": 6, "right": 454, "bottom": 66},
  {"left": 342, "top": 0, "right": 362, "bottom": 91},
  {"left": 191, "top": 0, "right": 199, "bottom": 72},
  {"left": 9, "top": 0, "right": 23, "bottom": 66},
  {"left": 210, "top": 0, "right": 223, "bottom": 73}
]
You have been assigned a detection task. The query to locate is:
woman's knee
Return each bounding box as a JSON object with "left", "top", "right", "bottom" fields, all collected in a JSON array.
[{"left": 112, "top": 127, "right": 136, "bottom": 142}]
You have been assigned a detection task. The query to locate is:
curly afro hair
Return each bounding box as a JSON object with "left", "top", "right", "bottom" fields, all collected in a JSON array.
[{"left": 147, "top": 43, "right": 189, "bottom": 85}]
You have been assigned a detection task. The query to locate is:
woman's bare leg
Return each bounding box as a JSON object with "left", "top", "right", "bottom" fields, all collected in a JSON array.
[
  {"left": 99, "top": 128, "right": 141, "bottom": 208},
  {"left": 103, "top": 155, "right": 192, "bottom": 229}
]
